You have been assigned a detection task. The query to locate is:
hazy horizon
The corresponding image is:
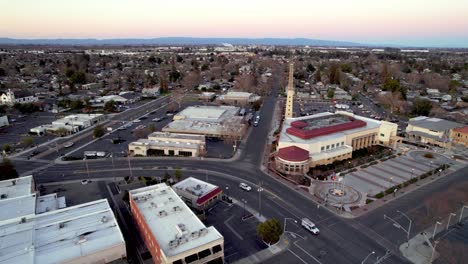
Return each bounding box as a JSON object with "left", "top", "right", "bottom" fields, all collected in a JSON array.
[{"left": 2, "top": 0, "right": 468, "bottom": 48}]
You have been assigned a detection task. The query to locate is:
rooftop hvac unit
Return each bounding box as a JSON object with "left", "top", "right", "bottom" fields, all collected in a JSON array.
[
  {"left": 77, "top": 235, "right": 87, "bottom": 244},
  {"left": 168, "top": 197, "right": 174, "bottom": 202},
  {"left": 191, "top": 231, "right": 200, "bottom": 238},
  {"left": 158, "top": 210, "right": 168, "bottom": 217},
  {"left": 169, "top": 239, "right": 179, "bottom": 248},
  {"left": 173, "top": 206, "right": 182, "bottom": 212},
  {"left": 160, "top": 189, "right": 167, "bottom": 194},
  {"left": 199, "top": 228, "right": 208, "bottom": 236}
]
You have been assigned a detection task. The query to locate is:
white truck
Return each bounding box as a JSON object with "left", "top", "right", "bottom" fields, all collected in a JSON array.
[{"left": 301, "top": 218, "right": 320, "bottom": 235}]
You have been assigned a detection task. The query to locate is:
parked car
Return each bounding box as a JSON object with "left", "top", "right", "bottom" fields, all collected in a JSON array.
[
  {"left": 239, "top": 182, "right": 252, "bottom": 191},
  {"left": 81, "top": 179, "right": 90, "bottom": 185},
  {"left": 301, "top": 218, "right": 320, "bottom": 235},
  {"left": 63, "top": 142, "right": 74, "bottom": 148},
  {"left": 152, "top": 117, "right": 165, "bottom": 122},
  {"left": 133, "top": 119, "right": 142, "bottom": 123}
]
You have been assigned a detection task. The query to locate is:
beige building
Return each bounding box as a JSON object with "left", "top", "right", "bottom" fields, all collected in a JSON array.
[
  {"left": 276, "top": 112, "right": 399, "bottom": 175},
  {"left": 129, "top": 184, "right": 224, "bottom": 264},
  {"left": 285, "top": 63, "right": 295, "bottom": 119},
  {"left": 451, "top": 126, "right": 468, "bottom": 147},
  {"left": 406, "top": 116, "right": 464, "bottom": 148},
  {"left": 217, "top": 91, "right": 260, "bottom": 106},
  {"left": 128, "top": 132, "right": 206, "bottom": 157}
]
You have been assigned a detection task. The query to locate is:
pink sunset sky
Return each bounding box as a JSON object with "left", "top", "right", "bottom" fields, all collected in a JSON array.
[{"left": 1, "top": 0, "right": 468, "bottom": 47}]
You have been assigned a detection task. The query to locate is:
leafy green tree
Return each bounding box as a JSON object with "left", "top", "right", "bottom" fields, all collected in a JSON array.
[
  {"left": 14, "top": 103, "right": 39, "bottom": 114},
  {"left": 327, "top": 89, "right": 335, "bottom": 99},
  {"left": 257, "top": 218, "right": 283, "bottom": 244},
  {"left": 57, "top": 127, "right": 69, "bottom": 136},
  {"left": 69, "top": 71, "right": 86, "bottom": 84},
  {"left": 0, "top": 158, "right": 18, "bottom": 181},
  {"left": 412, "top": 98, "right": 433, "bottom": 116},
  {"left": 104, "top": 100, "right": 116, "bottom": 112},
  {"left": 93, "top": 125, "right": 105, "bottom": 138},
  {"left": 329, "top": 64, "right": 340, "bottom": 84},
  {"left": 2, "top": 144, "right": 12, "bottom": 153},
  {"left": 174, "top": 169, "right": 182, "bottom": 182},
  {"left": 70, "top": 100, "right": 84, "bottom": 110},
  {"left": 306, "top": 63, "right": 316, "bottom": 72},
  {"left": 201, "top": 64, "right": 210, "bottom": 71},
  {"left": 340, "top": 64, "right": 352, "bottom": 73},
  {"left": 21, "top": 137, "right": 34, "bottom": 147},
  {"left": 148, "top": 124, "right": 156, "bottom": 132}
]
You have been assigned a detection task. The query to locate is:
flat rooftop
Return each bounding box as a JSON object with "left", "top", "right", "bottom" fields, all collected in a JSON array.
[
  {"left": 163, "top": 106, "right": 244, "bottom": 137},
  {"left": 280, "top": 112, "right": 381, "bottom": 145},
  {"left": 173, "top": 177, "right": 218, "bottom": 198},
  {"left": 129, "top": 139, "right": 200, "bottom": 150},
  {"left": 148, "top": 132, "right": 205, "bottom": 141},
  {"left": 175, "top": 106, "right": 234, "bottom": 121},
  {"left": 0, "top": 176, "right": 33, "bottom": 201},
  {"left": 129, "top": 184, "right": 223, "bottom": 258},
  {"left": 0, "top": 199, "right": 125, "bottom": 264},
  {"left": 408, "top": 116, "right": 464, "bottom": 132}
]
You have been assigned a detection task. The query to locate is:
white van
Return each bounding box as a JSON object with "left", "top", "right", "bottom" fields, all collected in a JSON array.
[{"left": 301, "top": 218, "right": 320, "bottom": 235}]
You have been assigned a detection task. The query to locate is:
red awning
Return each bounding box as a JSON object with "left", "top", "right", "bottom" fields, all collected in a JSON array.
[{"left": 196, "top": 187, "right": 222, "bottom": 206}]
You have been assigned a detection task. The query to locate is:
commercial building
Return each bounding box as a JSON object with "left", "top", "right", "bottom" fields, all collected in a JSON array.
[
  {"left": 276, "top": 111, "right": 399, "bottom": 175},
  {"left": 405, "top": 116, "right": 464, "bottom": 148},
  {"left": 451, "top": 126, "right": 468, "bottom": 147},
  {"left": 217, "top": 91, "right": 260, "bottom": 106},
  {"left": 0, "top": 176, "right": 126, "bottom": 264},
  {"left": 129, "top": 184, "right": 224, "bottom": 264},
  {"left": 129, "top": 132, "right": 206, "bottom": 157},
  {"left": 29, "top": 113, "right": 105, "bottom": 135},
  {"left": 163, "top": 105, "right": 246, "bottom": 139},
  {"left": 173, "top": 177, "right": 222, "bottom": 211}
]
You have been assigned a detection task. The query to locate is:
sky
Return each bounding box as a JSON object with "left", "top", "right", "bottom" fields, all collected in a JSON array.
[{"left": 1, "top": 0, "right": 468, "bottom": 47}]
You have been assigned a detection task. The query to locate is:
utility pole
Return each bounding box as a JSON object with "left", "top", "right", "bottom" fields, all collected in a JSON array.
[
  {"left": 258, "top": 182, "right": 264, "bottom": 217},
  {"left": 384, "top": 210, "right": 412, "bottom": 247}
]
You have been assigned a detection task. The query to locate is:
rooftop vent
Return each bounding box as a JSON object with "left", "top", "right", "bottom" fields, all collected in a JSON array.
[
  {"left": 158, "top": 210, "right": 168, "bottom": 217},
  {"left": 199, "top": 228, "right": 208, "bottom": 236},
  {"left": 168, "top": 197, "right": 174, "bottom": 202},
  {"left": 173, "top": 206, "right": 182, "bottom": 212},
  {"left": 0, "top": 194, "right": 7, "bottom": 199},
  {"left": 59, "top": 222, "right": 65, "bottom": 229},
  {"left": 20, "top": 217, "right": 26, "bottom": 224},
  {"left": 101, "top": 216, "right": 108, "bottom": 223}
]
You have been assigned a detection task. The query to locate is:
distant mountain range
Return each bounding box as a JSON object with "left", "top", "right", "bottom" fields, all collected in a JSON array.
[{"left": 0, "top": 37, "right": 366, "bottom": 47}]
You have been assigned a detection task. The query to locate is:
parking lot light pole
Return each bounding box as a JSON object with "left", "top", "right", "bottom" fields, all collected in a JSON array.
[
  {"left": 432, "top": 221, "right": 442, "bottom": 240},
  {"left": 459, "top": 205, "right": 468, "bottom": 223},
  {"left": 431, "top": 240, "right": 439, "bottom": 263},
  {"left": 447, "top": 213, "right": 456, "bottom": 230},
  {"left": 384, "top": 211, "right": 412, "bottom": 247},
  {"left": 283, "top": 218, "right": 297, "bottom": 235},
  {"left": 361, "top": 251, "right": 375, "bottom": 264}
]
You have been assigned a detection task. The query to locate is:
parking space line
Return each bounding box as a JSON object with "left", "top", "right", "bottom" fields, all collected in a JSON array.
[
  {"left": 294, "top": 240, "right": 324, "bottom": 264},
  {"left": 287, "top": 249, "right": 308, "bottom": 264},
  {"left": 224, "top": 215, "right": 244, "bottom": 240}
]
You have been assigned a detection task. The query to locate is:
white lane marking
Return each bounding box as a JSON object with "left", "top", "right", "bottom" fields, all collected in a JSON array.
[
  {"left": 288, "top": 249, "right": 308, "bottom": 264},
  {"left": 294, "top": 240, "right": 324, "bottom": 264}
]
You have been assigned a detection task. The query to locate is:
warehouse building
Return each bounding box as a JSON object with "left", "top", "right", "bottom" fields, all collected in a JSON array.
[
  {"left": 276, "top": 111, "right": 399, "bottom": 175},
  {"left": 162, "top": 105, "right": 246, "bottom": 139},
  {"left": 129, "top": 184, "right": 224, "bottom": 264},
  {"left": 0, "top": 176, "right": 126, "bottom": 264},
  {"left": 173, "top": 177, "right": 222, "bottom": 211},
  {"left": 128, "top": 132, "right": 206, "bottom": 157}
]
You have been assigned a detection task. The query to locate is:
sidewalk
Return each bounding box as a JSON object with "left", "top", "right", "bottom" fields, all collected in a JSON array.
[{"left": 232, "top": 236, "right": 289, "bottom": 264}]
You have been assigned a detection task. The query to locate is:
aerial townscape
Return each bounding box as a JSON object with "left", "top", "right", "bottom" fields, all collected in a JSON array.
[{"left": 1, "top": 1, "right": 468, "bottom": 264}]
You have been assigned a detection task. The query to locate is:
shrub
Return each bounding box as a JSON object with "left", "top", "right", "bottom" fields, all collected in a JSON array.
[
  {"left": 375, "top": 192, "right": 384, "bottom": 199},
  {"left": 423, "top": 153, "right": 434, "bottom": 159}
]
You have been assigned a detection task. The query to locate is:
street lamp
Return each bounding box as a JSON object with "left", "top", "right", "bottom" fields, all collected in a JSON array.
[
  {"left": 432, "top": 221, "right": 442, "bottom": 240},
  {"left": 410, "top": 168, "right": 414, "bottom": 181},
  {"left": 459, "top": 205, "right": 468, "bottom": 224},
  {"left": 431, "top": 240, "right": 439, "bottom": 262},
  {"left": 446, "top": 213, "right": 456, "bottom": 230},
  {"left": 384, "top": 211, "right": 412, "bottom": 247},
  {"left": 283, "top": 218, "right": 298, "bottom": 235},
  {"left": 361, "top": 251, "right": 375, "bottom": 264},
  {"left": 241, "top": 199, "right": 247, "bottom": 218},
  {"left": 225, "top": 186, "right": 229, "bottom": 199}
]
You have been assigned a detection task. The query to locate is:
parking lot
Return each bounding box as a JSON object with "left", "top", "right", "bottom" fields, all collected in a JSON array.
[
  {"left": 0, "top": 112, "right": 57, "bottom": 149},
  {"left": 204, "top": 201, "right": 268, "bottom": 263}
]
